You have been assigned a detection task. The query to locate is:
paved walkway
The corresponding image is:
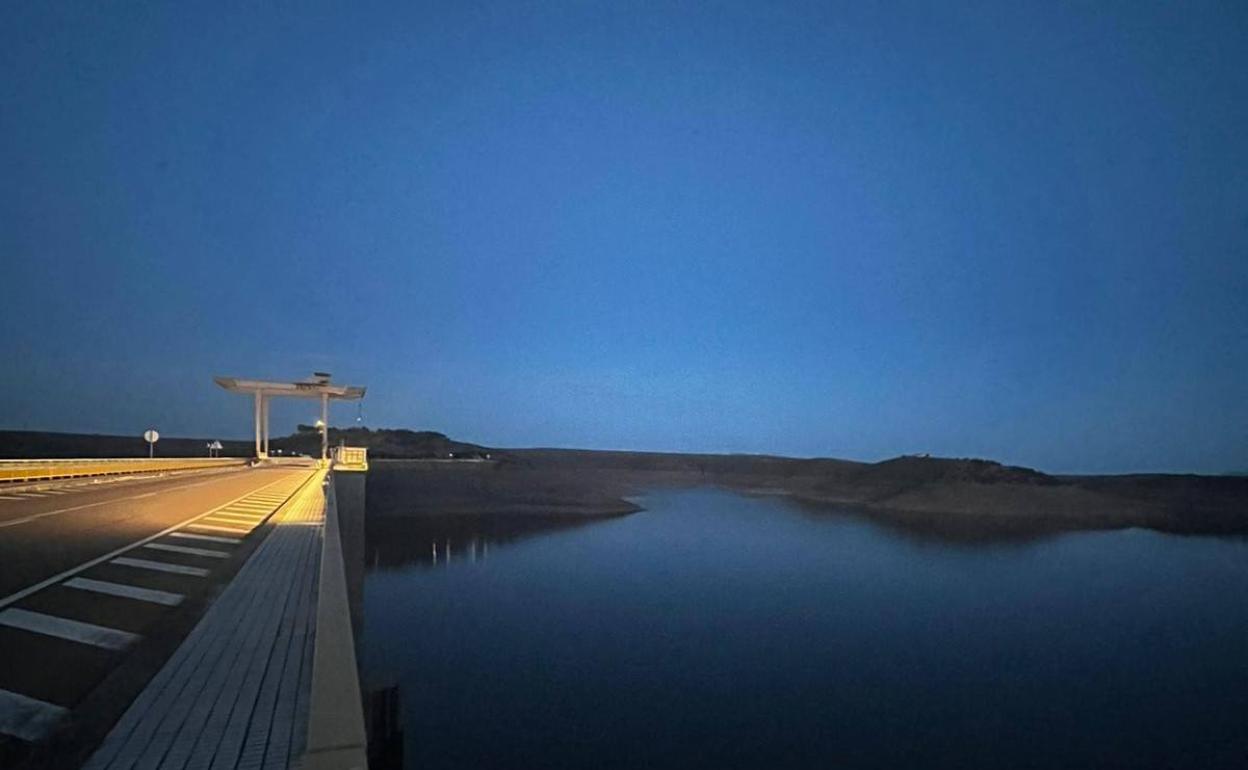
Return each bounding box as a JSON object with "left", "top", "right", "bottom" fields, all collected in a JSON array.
[{"left": 82, "top": 472, "right": 326, "bottom": 770}]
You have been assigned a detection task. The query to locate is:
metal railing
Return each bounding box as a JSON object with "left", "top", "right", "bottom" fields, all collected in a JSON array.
[
  {"left": 331, "top": 446, "right": 369, "bottom": 472},
  {"left": 0, "top": 457, "right": 247, "bottom": 484}
]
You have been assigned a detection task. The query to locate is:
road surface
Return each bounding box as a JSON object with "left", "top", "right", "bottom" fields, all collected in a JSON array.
[{"left": 0, "top": 465, "right": 316, "bottom": 768}]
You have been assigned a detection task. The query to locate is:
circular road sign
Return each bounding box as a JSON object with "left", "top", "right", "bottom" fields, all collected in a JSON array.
[{"left": 144, "top": 429, "right": 160, "bottom": 443}]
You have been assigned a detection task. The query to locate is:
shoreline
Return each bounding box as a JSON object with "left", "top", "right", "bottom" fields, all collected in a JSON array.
[{"left": 367, "top": 455, "right": 1248, "bottom": 544}]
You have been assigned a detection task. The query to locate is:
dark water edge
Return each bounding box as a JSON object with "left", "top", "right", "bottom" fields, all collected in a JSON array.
[{"left": 361, "top": 487, "right": 1248, "bottom": 770}]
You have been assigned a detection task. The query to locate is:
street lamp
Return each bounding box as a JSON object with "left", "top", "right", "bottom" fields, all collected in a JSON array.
[{"left": 315, "top": 419, "right": 327, "bottom": 466}]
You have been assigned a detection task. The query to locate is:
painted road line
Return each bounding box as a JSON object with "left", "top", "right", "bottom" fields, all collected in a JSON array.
[
  {"left": 143, "top": 543, "right": 230, "bottom": 559},
  {"left": 0, "top": 608, "right": 140, "bottom": 651},
  {"left": 110, "top": 558, "right": 210, "bottom": 577},
  {"left": 198, "top": 521, "right": 256, "bottom": 531},
  {"left": 0, "top": 495, "right": 25, "bottom": 501},
  {"left": 194, "top": 519, "right": 254, "bottom": 530},
  {"left": 199, "top": 511, "right": 255, "bottom": 521},
  {"left": 0, "top": 687, "right": 69, "bottom": 742},
  {"left": 185, "top": 519, "right": 252, "bottom": 531},
  {"left": 0, "top": 472, "right": 307, "bottom": 612},
  {"left": 64, "top": 578, "right": 184, "bottom": 607},
  {"left": 209, "top": 512, "right": 265, "bottom": 522},
  {"left": 168, "top": 532, "right": 241, "bottom": 545}
]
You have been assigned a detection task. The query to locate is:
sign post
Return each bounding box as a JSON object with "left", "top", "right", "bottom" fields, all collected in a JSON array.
[{"left": 144, "top": 429, "right": 160, "bottom": 459}]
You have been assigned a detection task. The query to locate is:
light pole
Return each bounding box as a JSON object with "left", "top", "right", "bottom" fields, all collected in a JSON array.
[{"left": 315, "top": 419, "right": 327, "bottom": 466}]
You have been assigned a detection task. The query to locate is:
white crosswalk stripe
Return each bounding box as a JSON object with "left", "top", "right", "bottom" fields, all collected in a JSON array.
[
  {"left": 169, "top": 532, "right": 240, "bottom": 544},
  {"left": 64, "top": 577, "right": 184, "bottom": 607},
  {"left": 110, "top": 557, "right": 209, "bottom": 577},
  {"left": 200, "top": 517, "right": 256, "bottom": 527},
  {"left": 143, "top": 543, "right": 229, "bottom": 559},
  {"left": 0, "top": 687, "right": 69, "bottom": 742},
  {"left": 0, "top": 608, "right": 140, "bottom": 650},
  {"left": 187, "top": 523, "right": 251, "bottom": 534}
]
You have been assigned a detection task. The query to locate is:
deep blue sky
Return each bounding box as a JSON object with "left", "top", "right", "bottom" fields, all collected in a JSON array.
[{"left": 3, "top": 2, "right": 1246, "bottom": 473}]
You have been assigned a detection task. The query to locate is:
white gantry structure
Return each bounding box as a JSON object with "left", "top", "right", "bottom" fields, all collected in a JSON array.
[{"left": 214, "top": 373, "right": 366, "bottom": 462}]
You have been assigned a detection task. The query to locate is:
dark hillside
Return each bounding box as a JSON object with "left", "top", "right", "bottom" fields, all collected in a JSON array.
[
  {"left": 0, "top": 430, "right": 253, "bottom": 458},
  {"left": 271, "top": 427, "right": 493, "bottom": 459}
]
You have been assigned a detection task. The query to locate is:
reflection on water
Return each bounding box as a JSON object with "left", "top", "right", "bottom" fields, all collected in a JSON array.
[
  {"left": 362, "top": 488, "right": 1248, "bottom": 770},
  {"left": 365, "top": 513, "right": 600, "bottom": 571},
  {"left": 429, "top": 537, "right": 487, "bottom": 565}
]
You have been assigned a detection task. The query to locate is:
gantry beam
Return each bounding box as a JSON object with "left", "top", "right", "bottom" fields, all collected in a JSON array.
[{"left": 215, "top": 375, "right": 365, "bottom": 462}]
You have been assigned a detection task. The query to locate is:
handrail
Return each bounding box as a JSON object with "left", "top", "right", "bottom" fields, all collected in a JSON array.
[
  {"left": 331, "top": 446, "right": 369, "bottom": 472},
  {"left": 0, "top": 457, "right": 246, "bottom": 484}
]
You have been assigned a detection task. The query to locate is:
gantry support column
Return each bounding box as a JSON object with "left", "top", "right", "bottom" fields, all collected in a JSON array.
[
  {"left": 320, "top": 392, "right": 329, "bottom": 463},
  {"left": 253, "top": 391, "right": 263, "bottom": 460},
  {"left": 262, "top": 394, "right": 271, "bottom": 458}
]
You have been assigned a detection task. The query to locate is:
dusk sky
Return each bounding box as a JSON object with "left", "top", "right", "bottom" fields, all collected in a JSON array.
[{"left": 3, "top": 2, "right": 1246, "bottom": 474}]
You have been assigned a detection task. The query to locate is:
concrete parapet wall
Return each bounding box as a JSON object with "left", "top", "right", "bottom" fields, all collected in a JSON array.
[{"left": 302, "top": 472, "right": 369, "bottom": 770}]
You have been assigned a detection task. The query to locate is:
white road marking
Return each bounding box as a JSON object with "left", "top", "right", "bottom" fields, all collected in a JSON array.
[
  {"left": 200, "top": 519, "right": 257, "bottom": 530},
  {"left": 110, "top": 557, "right": 209, "bottom": 577},
  {"left": 210, "top": 511, "right": 265, "bottom": 521},
  {"left": 189, "top": 523, "right": 252, "bottom": 534},
  {"left": 0, "top": 495, "right": 25, "bottom": 501},
  {"left": 0, "top": 608, "right": 140, "bottom": 651},
  {"left": 18, "top": 493, "right": 49, "bottom": 498},
  {"left": 169, "top": 532, "right": 241, "bottom": 544},
  {"left": 143, "top": 543, "right": 229, "bottom": 559},
  {"left": 63, "top": 577, "right": 184, "bottom": 606},
  {"left": 0, "top": 687, "right": 69, "bottom": 742}
]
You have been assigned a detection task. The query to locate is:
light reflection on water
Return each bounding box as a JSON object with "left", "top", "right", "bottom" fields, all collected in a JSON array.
[
  {"left": 362, "top": 488, "right": 1248, "bottom": 770},
  {"left": 428, "top": 537, "right": 488, "bottom": 565}
]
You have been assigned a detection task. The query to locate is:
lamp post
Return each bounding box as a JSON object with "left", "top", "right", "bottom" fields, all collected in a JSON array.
[{"left": 315, "top": 419, "right": 327, "bottom": 467}]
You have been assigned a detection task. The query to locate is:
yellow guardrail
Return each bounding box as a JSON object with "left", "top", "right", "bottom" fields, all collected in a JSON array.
[{"left": 0, "top": 457, "right": 247, "bottom": 484}]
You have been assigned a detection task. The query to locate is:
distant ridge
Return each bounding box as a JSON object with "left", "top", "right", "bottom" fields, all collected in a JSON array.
[{"left": 277, "top": 426, "right": 492, "bottom": 459}]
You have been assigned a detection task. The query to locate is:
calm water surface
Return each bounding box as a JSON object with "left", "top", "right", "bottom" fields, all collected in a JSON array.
[{"left": 361, "top": 489, "right": 1248, "bottom": 769}]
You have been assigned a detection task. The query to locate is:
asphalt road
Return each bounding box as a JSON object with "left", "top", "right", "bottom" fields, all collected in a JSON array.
[
  {"left": 0, "top": 465, "right": 316, "bottom": 768},
  {"left": 0, "top": 467, "right": 310, "bottom": 599}
]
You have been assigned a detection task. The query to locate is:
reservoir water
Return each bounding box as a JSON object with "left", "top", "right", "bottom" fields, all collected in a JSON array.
[{"left": 361, "top": 488, "right": 1248, "bottom": 769}]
